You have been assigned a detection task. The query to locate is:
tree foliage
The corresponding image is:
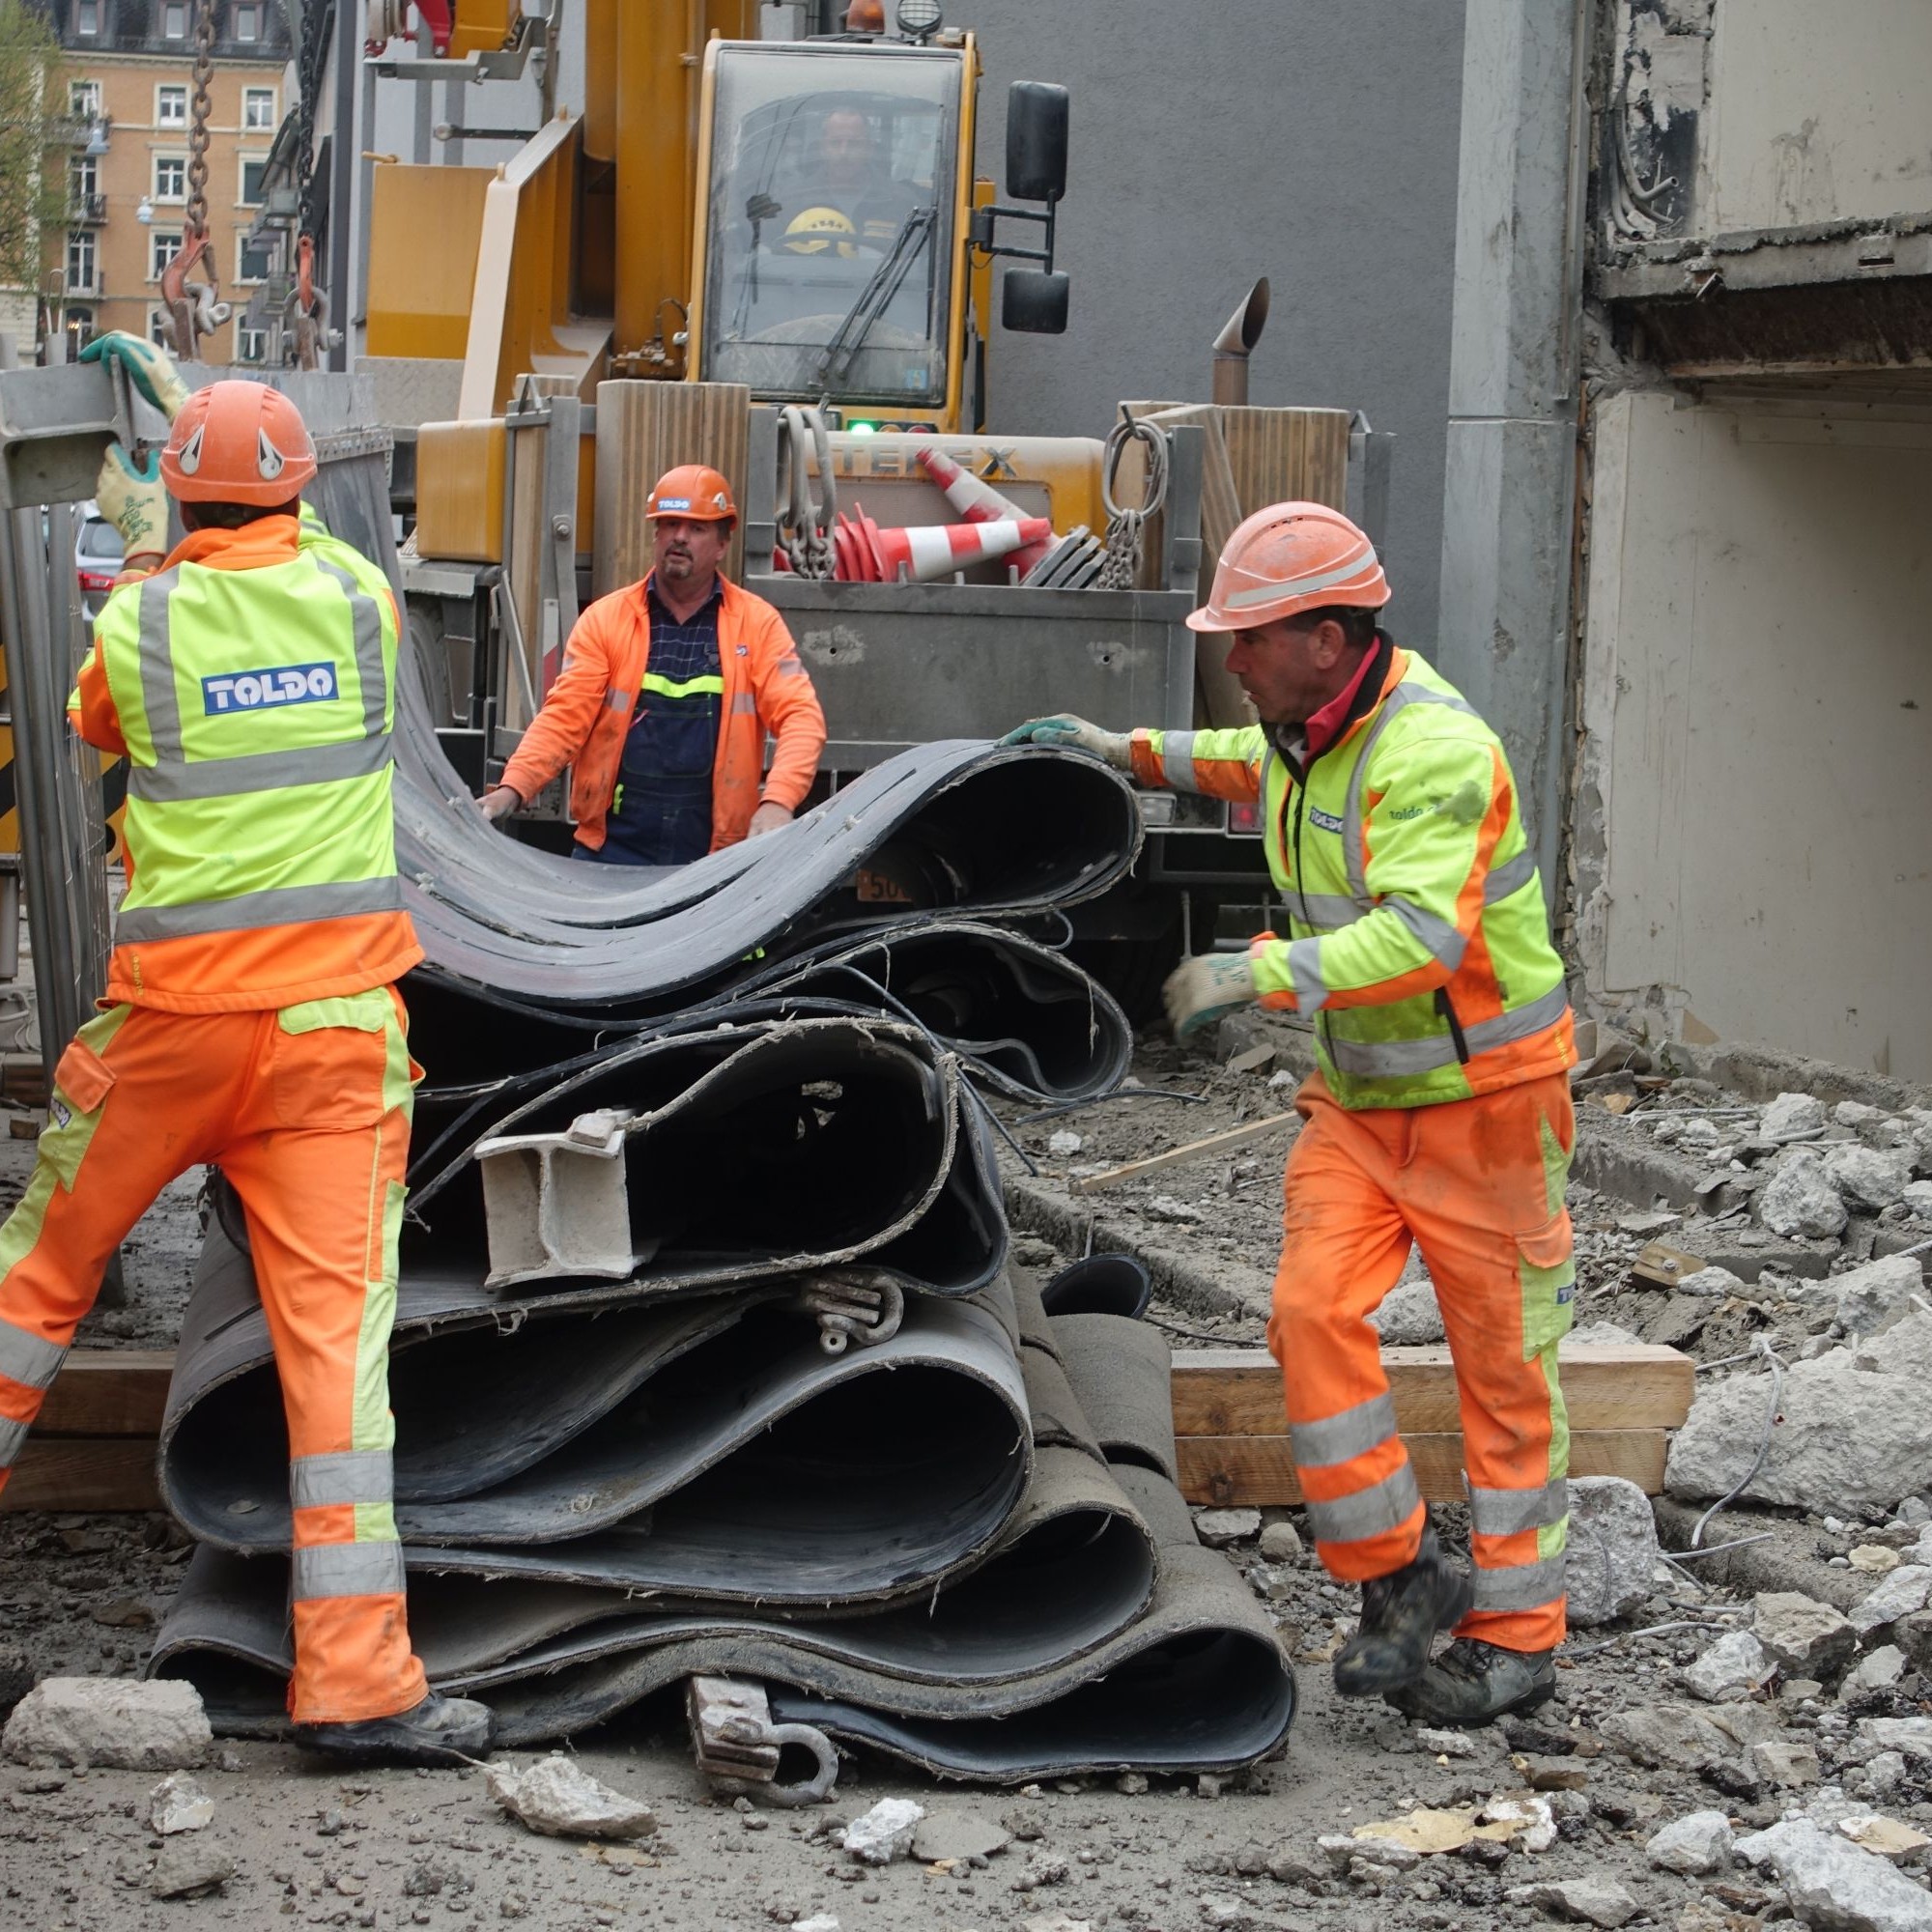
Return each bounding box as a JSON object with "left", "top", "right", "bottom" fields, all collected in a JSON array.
[{"left": 0, "top": 1, "right": 65, "bottom": 292}]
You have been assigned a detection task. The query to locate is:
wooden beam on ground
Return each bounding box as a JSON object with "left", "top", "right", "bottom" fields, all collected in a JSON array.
[
  {"left": 36, "top": 1349, "right": 172, "bottom": 1435},
  {"left": 1070, "top": 1113, "right": 1297, "bottom": 1196},
  {"left": 1178, "top": 1430, "right": 1668, "bottom": 1509},
  {"left": 3, "top": 1439, "right": 160, "bottom": 1512},
  {"left": 1170, "top": 1344, "right": 1694, "bottom": 1437}
]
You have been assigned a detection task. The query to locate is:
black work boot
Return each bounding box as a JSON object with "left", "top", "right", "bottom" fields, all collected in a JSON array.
[
  {"left": 1385, "top": 1637, "right": 1557, "bottom": 1726},
  {"left": 294, "top": 1691, "right": 496, "bottom": 1767},
  {"left": 1331, "top": 1525, "right": 1473, "bottom": 1698}
]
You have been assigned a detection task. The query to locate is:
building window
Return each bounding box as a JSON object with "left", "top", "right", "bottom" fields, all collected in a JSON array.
[
  {"left": 71, "top": 80, "right": 101, "bottom": 118},
  {"left": 149, "top": 309, "right": 172, "bottom": 349},
  {"left": 163, "top": 3, "right": 187, "bottom": 37},
  {"left": 242, "top": 86, "right": 275, "bottom": 131},
  {"left": 157, "top": 85, "right": 187, "bottom": 128},
  {"left": 151, "top": 231, "right": 184, "bottom": 281},
  {"left": 74, "top": 1, "right": 99, "bottom": 34},
  {"left": 239, "top": 158, "right": 267, "bottom": 206},
  {"left": 155, "top": 156, "right": 186, "bottom": 203},
  {"left": 71, "top": 155, "right": 98, "bottom": 201},
  {"left": 67, "top": 230, "right": 97, "bottom": 295},
  {"left": 65, "top": 307, "right": 97, "bottom": 353},
  {"left": 233, "top": 3, "right": 260, "bottom": 42},
  {"left": 237, "top": 324, "right": 268, "bottom": 364},
  {"left": 237, "top": 235, "right": 271, "bottom": 282}
]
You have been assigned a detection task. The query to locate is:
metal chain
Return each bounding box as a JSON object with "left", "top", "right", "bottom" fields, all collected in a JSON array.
[
  {"left": 1098, "top": 411, "right": 1170, "bottom": 590},
  {"left": 296, "top": 0, "right": 330, "bottom": 244},
  {"left": 185, "top": 0, "right": 214, "bottom": 234}
]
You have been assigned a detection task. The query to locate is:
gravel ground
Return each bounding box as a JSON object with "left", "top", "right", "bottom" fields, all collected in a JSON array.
[{"left": 7, "top": 1019, "right": 1932, "bottom": 1927}]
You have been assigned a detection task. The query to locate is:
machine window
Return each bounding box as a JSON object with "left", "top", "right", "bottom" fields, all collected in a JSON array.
[{"left": 702, "top": 47, "right": 957, "bottom": 409}]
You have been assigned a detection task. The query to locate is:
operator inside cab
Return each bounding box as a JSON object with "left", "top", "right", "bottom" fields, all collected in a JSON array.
[
  {"left": 478, "top": 467, "right": 826, "bottom": 867},
  {"left": 780, "top": 106, "right": 920, "bottom": 255}
]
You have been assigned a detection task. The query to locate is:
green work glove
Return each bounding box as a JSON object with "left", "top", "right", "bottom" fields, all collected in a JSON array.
[
  {"left": 1163, "top": 950, "right": 1259, "bottom": 1040},
  {"left": 80, "top": 329, "right": 191, "bottom": 421},
  {"left": 95, "top": 443, "right": 168, "bottom": 564},
  {"left": 998, "top": 714, "right": 1131, "bottom": 768}
]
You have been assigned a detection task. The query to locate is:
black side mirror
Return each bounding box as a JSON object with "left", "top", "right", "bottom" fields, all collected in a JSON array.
[
  {"left": 1003, "top": 269, "right": 1068, "bottom": 334},
  {"left": 1006, "top": 80, "right": 1067, "bottom": 204}
]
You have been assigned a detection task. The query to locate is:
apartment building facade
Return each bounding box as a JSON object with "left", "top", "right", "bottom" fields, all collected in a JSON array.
[{"left": 45, "top": 0, "right": 290, "bottom": 361}]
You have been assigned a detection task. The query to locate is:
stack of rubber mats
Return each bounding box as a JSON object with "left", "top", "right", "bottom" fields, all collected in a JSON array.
[{"left": 146, "top": 514, "right": 1296, "bottom": 1774}]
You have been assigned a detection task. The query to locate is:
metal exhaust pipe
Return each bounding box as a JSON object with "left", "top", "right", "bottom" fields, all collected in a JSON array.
[{"left": 1210, "top": 277, "right": 1270, "bottom": 407}]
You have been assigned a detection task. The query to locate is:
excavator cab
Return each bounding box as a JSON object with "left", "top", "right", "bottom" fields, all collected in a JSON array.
[{"left": 692, "top": 43, "right": 972, "bottom": 426}]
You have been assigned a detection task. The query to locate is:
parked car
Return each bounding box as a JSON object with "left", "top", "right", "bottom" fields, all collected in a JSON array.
[{"left": 75, "top": 500, "right": 123, "bottom": 615}]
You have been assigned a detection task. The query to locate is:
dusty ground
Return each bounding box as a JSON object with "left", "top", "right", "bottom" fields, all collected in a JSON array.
[{"left": 5, "top": 1018, "right": 1932, "bottom": 1927}]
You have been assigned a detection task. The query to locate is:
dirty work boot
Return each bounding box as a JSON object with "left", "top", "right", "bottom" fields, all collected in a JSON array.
[
  {"left": 294, "top": 1691, "right": 497, "bottom": 1767},
  {"left": 1330, "top": 1526, "right": 1473, "bottom": 1698},
  {"left": 1385, "top": 1637, "right": 1557, "bottom": 1726}
]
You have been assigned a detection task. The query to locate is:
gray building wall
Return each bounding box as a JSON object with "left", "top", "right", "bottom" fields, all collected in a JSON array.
[{"left": 957, "top": 0, "right": 1466, "bottom": 642}]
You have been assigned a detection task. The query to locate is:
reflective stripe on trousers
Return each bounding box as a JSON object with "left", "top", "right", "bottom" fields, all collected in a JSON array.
[
  {"left": 1467, "top": 1479, "right": 1569, "bottom": 1614},
  {"left": 1289, "top": 1389, "right": 1425, "bottom": 1555}
]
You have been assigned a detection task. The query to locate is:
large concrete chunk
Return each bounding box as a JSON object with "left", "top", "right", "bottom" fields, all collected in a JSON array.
[
  {"left": 1565, "top": 1476, "right": 1659, "bottom": 1628},
  {"left": 1762, "top": 1152, "right": 1849, "bottom": 1240},
  {"left": 2, "top": 1677, "right": 210, "bottom": 1771},
  {"left": 1835, "top": 1256, "right": 1929, "bottom": 1339},
  {"left": 1763, "top": 1094, "right": 1829, "bottom": 1144},
  {"left": 485, "top": 1755, "right": 657, "bottom": 1840},
  {"left": 1369, "top": 1279, "right": 1445, "bottom": 1346},
  {"left": 1503, "top": 1878, "right": 1640, "bottom": 1928},
  {"left": 1851, "top": 1567, "right": 1932, "bottom": 1637},
  {"left": 1647, "top": 1809, "right": 1735, "bottom": 1875},
  {"left": 1754, "top": 1593, "right": 1859, "bottom": 1680},
  {"left": 1600, "top": 1702, "right": 1730, "bottom": 1771},
  {"left": 1667, "top": 1351, "right": 1932, "bottom": 1511},
  {"left": 1735, "top": 1817, "right": 1932, "bottom": 1932},
  {"left": 1684, "top": 1629, "right": 1775, "bottom": 1703},
  {"left": 1827, "top": 1147, "right": 1915, "bottom": 1216}
]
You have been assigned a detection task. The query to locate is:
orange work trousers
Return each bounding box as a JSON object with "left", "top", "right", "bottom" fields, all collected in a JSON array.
[
  {"left": 1266, "top": 1069, "right": 1576, "bottom": 1653},
  {"left": 0, "top": 991, "right": 429, "bottom": 1724}
]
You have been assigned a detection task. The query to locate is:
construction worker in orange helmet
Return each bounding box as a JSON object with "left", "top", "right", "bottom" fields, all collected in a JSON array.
[
  {"left": 1004, "top": 501, "right": 1578, "bottom": 1727},
  {"left": 0, "top": 337, "right": 493, "bottom": 1764},
  {"left": 478, "top": 463, "right": 826, "bottom": 867}
]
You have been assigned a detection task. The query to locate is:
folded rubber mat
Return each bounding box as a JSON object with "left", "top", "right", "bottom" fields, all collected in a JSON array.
[{"left": 151, "top": 1304, "right": 1296, "bottom": 1776}]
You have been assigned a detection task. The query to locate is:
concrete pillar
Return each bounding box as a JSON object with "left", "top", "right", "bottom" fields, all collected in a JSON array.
[{"left": 1435, "top": 0, "right": 1590, "bottom": 901}]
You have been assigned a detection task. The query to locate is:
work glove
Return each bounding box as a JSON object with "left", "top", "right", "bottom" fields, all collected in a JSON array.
[
  {"left": 477, "top": 784, "right": 521, "bottom": 824},
  {"left": 998, "top": 714, "right": 1130, "bottom": 768},
  {"left": 95, "top": 444, "right": 168, "bottom": 566},
  {"left": 1163, "top": 950, "right": 1260, "bottom": 1041},
  {"left": 79, "top": 330, "right": 191, "bottom": 421}
]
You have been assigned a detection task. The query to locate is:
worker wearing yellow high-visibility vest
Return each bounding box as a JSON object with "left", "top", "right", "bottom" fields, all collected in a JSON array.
[
  {"left": 1005, "top": 501, "right": 1578, "bottom": 1727},
  {"left": 0, "top": 339, "right": 494, "bottom": 1764}
]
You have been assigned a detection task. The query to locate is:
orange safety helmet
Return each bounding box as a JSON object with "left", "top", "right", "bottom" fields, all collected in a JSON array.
[
  {"left": 646, "top": 465, "right": 737, "bottom": 522},
  {"left": 1184, "top": 500, "right": 1389, "bottom": 634},
  {"left": 160, "top": 379, "right": 318, "bottom": 506}
]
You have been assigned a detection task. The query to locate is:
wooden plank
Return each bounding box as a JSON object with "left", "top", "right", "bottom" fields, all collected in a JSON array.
[
  {"left": 594, "top": 379, "right": 751, "bottom": 596},
  {"left": 1218, "top": 405, "right": 1351, "bottom": 519},
  {"left": 1070, "top": 1112, "right": 1296, "bottom": 1195},
  {"left": 1, "top": 1439, "right": 160, "bottom": 1513},
  {"left": 38, "top": 1350, "right": 172, "bottom": 1435},
  {"left": 1171, "top": 1345, "right": 1695, "bottom": 1437},
  {"left": 1632, "top": 1240, "right": 1710, "bottom": 1290},
  {"left": 1178, "top": 1429, "right": 1669, "bottom": 1508}
]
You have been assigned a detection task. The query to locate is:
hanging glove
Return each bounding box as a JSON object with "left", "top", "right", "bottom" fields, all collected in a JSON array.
[
  {"left": 95, "top": 443, "right": 169, "bottom": 568},
  {"left": 997, "top": 714, "right": 1131, "bottom": 768},
  {"left": 79, "top": 330, "right": 191, "bottom": 421},
  {"left": 1163, "top": 950, "right": 1260, "bottom": 1041}
]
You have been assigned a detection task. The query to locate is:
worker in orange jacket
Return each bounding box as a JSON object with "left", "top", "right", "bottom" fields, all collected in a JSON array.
[
  {"left": 0, "top": 344, "right": 492, "bottom": 1764},
  {"left": 1006, "top": 503, "right": 1578, "bottom": 1727},
  {"left": 480, "top": 465, "right": 826, "bottom": 863}
]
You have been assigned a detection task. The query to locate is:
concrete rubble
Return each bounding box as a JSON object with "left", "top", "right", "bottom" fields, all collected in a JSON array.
[
  {"left": 842, "top": 1797, "right": 926, "bottom": 1864},
  {"left": 1502, "top": 1876, "right": 1641, "bottom": 1927},
  {"left": 1, "top": 1676, "right": 210, "bottom": 1771},
  {"left": 147, "top": 1833, "right": 235, "bottom": 1900},
  {"left": 1683, "top": 1628, "right": 1776, "bottom": 1701},
  {"left": 1565, "top": 1476, "right": 1661, "bottom": 1626},
  {"left": 1736, "top": 1817, "right": 1932, "bottom": 1932},
  {"left": 1645, "top": 1808, "right": 1734, "bottom": 1873},
  {"left": 146, "top": 1769, "right": 213, "bottom": 1833},
  {"left": 484, "top": 1754, "right": 658, "bottom": 1840}
]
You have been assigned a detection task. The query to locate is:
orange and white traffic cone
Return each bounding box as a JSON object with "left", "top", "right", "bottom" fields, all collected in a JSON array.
[
  {"left": 916, "top": 446, "right": 1053, "bottom": 577},
  {"left": 868, "top": 515, "right": 1054, "bottom": 583},
  {"left": 832, "top": 511, "right": 880, "bottom": 582}
]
